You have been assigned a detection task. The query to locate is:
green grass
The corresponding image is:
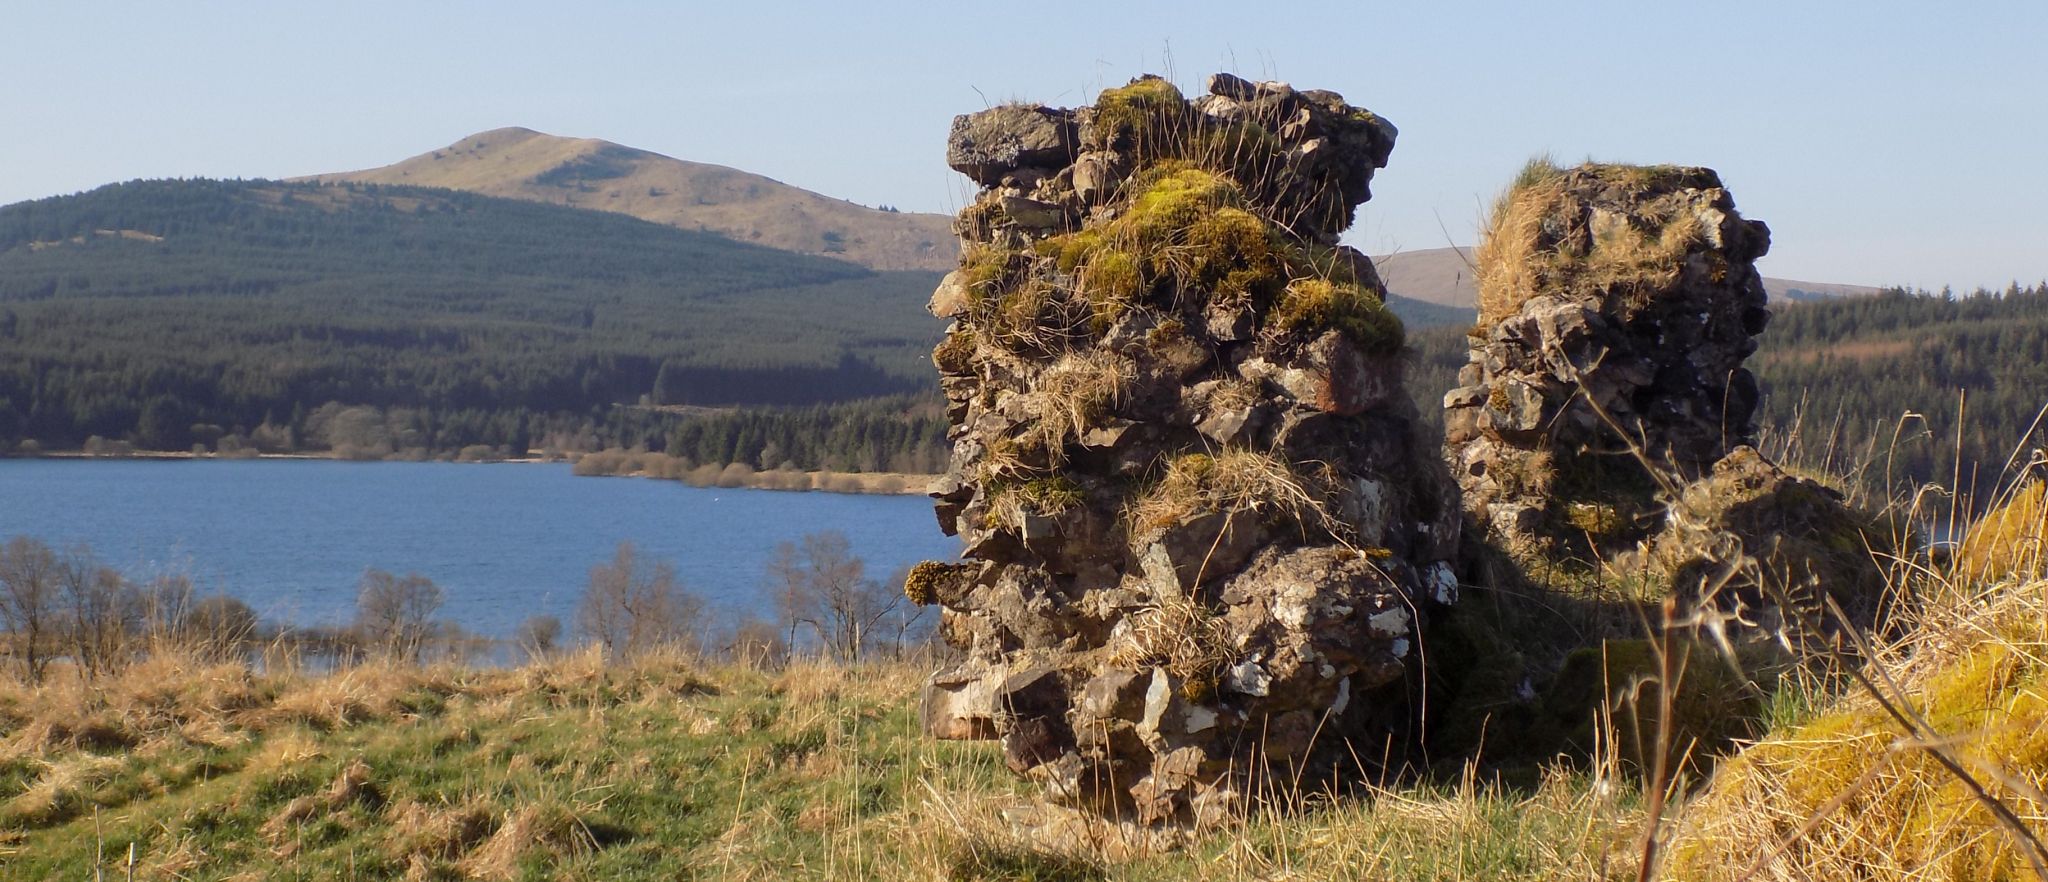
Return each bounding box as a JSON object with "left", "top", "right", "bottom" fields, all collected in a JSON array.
[
  {"left": 0, "top": 647, "right": 1657, "bottom": 881},
  {"left": 0, "top": 654, "right": 1022, "bottom": 880}
]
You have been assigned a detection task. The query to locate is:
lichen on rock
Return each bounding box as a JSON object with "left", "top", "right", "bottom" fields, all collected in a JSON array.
[{"left": 909, "top": 73, "right": 1456, "bottom": 825}]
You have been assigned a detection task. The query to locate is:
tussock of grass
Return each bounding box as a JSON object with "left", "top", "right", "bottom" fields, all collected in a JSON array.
[
  {"left": 1475, "top": 159, "right": 1713, "bottom": 325},
  {"left": 2, "top": 752, "right": 127, "bottom": 827},
  {"left": 1109, "top": 594, "right": 1236, "bottom": 702},
  {"left": 1021, "top": 349, "right": 1134, "bottom": 460},
  {"left": 1128, "top": 449, "right": 1334, "bottom": 535},
  {"left": 460, "top": 800, "right": 598, "bottom": 881},
  {"left": 1670, "top": 575, "right": 2048, "bottom": 880},
  {"left": 987, "top": 476, "right": 1086, "bottom": 531},
  {"left": 1957, "top": 479, "right": 2047, "bottom": 584}
]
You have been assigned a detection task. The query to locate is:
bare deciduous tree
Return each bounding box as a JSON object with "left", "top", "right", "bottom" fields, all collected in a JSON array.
[
  {"left": 0, "top": 536, "right": 61, "bottom": 682},
  {"left": 59, "top": 547, "right": 144, "bottom": 678},
  {"left": 139, "top": 573, "right": 196, "bottom": 641},
  {"left": 768, "top": 531, "right": 906, "bottom": 662},
  {"left": 354, "top": 569, "right": 444, "bottom": 662},
  {"left": 874, "top": 564, "right": 934, "bottom": 660},
  {"left": 577, "top": 542, "right": 702, "bottom": 660}
]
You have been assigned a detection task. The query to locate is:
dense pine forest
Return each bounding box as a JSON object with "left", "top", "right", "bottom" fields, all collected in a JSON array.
[
  {"left": 0, "top": 179, "right": 944, "bottom": 454},
  {"left": 1412, "top": 283, "right": 2048, "bottom": 504}
]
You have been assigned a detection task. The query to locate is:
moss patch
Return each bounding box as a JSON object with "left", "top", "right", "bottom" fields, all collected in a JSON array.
[
  {"left": 1089, "top": 76, "right": 1187, "bottom": 158},
  {"left": 1957, "top": 480, "right": 2047, "bottom": 583},
  {"left": 1273, "top": 278, "right": 1405, "bottom": 354}
]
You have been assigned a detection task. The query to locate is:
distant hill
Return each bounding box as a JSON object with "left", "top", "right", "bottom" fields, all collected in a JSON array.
[
  {"left": 1371, "top": 246, "right": 1882, "bottom": 310},
  {"left": 0, "top": 178, "right": 944, "bottom": 452},
  {"left": 298, "top": 127, "right": 958, "bottom": 272},
  {"left": 1379, "top": 292, "right": 1471, "bottom": 329}
]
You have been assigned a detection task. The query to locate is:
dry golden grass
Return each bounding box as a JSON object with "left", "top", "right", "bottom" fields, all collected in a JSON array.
[
  {"left": 1957, "top": 479, "right": 2047, "bottom": 585},
  {"left": 460, "top": 800, "right": 598, "bottom": 881},
  {"left": 1667, "top": 568, "right": 2048, "bottom": 881},
  {"left": 1108, "top": 593, "right": 1236, "bottom": 701},
  {"left": 1475, "top": 159, "right": 1565, "bottom": 325},
  {"left": 1, "top": 752, "right": 125, "bottom": 827},
  {"left": 1474, "top": 159, "right": 1708, "bottom": 326},
  {"left": 1128, "top": 448, "right": 1335, "bottom": 536},
  {"left": 1020, "top": 350, "right": 1135, "bottom": 464}
]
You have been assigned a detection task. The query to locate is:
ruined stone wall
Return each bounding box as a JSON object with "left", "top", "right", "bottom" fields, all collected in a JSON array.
[
  {"left": 1442, "top": 163, "right": 1774, "bottom": 555},
  {"left": 910, "top": 74, "right": 1460, "bottom": 825},
  {"left": 1441, "top": 161, "right": 1893, "bottom": 645}
]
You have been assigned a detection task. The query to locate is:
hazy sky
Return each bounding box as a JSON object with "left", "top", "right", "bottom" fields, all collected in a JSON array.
[{"left": 3, "top": 1, "right": 2042, "bottom": 290}]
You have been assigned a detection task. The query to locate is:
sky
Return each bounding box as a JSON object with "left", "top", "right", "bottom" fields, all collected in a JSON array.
[{"left": 3, "top": 1, "right": 2043, "bottom": 291}]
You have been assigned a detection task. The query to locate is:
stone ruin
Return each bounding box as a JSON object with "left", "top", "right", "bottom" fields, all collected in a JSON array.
[
  {"left": 1442, "top": 162, "right": 1774, "bottom": 557},
  {"left": 907, "top": 73, "right": 1461, "bottom": 825},
  {"left": 907, "top": 77, "right": 1895, "bottom": 825},
  {"left": 1442, "top": 161, "right": 1893, "bottom": 643}
]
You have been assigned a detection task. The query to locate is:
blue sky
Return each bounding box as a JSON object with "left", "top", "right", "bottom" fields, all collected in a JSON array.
[{"left": 3, "top": 1, "right": 2042, "bottom": 290}]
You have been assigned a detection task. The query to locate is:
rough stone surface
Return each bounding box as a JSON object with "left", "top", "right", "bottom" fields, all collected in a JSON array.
[
  {"left": 946, "top": 105, "right": 1080, "bottom": 186},
  {"left": 911, "top": 74, "right": 1455, "bottom": 825},
  {"left": 1629, "top": 446, "right": 1899, "bottom": 644},
  {"left": 1442, "top": 162, "right": 1893, "bottom": 641},
  {"left": 1444, "top": 163, "right": 1774, "bottom": 556}
]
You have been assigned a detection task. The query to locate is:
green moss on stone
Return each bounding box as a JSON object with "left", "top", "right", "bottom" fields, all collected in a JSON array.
[
  {"left": 1091, "top": 76, "right": 1187, "bottom": 155},
  {"left": 1273, "top": 278, "right": 1404, "bottom": 354}
]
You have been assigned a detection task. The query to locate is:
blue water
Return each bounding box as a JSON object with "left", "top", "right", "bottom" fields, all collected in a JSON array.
[{"left": 0, "top": 459, "right": 959, "bottom": 638}]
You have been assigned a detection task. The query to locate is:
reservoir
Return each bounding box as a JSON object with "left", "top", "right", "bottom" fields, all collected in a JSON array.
[{"left": 0, "top": 459, "right": 960, "bottom": 639}]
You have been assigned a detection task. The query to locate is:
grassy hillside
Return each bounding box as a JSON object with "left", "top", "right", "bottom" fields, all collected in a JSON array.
[
  {"left": 300, "top": 127, "right": 959, "bottom": 273},
  {"left": 0, "top": 179, "right": 944, "bottom": 453}
]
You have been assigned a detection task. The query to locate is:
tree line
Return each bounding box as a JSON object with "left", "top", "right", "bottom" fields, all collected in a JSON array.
[
  {"left": 0, "top": 178, "right": 943, "bottom": 455},
  {"left": 0, "top": 530, "right": 934, "bottom": 685}
]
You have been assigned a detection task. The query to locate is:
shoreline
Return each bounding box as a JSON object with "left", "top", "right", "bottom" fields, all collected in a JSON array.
[
  {"left": 585, "top": 468, "right": 936, "bottom": 496},
  {"left": 4, "top": 449, "right": 937, "bottom": 496}
]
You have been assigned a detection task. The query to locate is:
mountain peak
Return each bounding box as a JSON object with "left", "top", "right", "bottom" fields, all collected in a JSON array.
[{"left": 298, "top": 130, "right": 956, "bottom": 272}]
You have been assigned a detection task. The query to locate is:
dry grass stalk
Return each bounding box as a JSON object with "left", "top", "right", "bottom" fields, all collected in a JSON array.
[
  {"left": 1128, "top": 448, "right": 1338, "bottom": 538},
  {"left": 1020, "top": 350, "right": 1134, "bottom": 465},
  {"left": 1110, "top": 592, "right": 1237, "bottom": 700}
]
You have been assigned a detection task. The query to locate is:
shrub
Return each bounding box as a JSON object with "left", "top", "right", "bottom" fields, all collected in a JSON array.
[
  {"left": 353, "top": 570, "right": 443, "bottom": 662},
  {"left": 576, "top": 542, "right": 702, "bottom": 660}
]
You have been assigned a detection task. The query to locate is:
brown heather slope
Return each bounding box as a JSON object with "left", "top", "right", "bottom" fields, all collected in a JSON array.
[
  {"left": 297, "top": 127, "right": 958, "bottom": 272},
  {"left": 1372, "top": 245, "right": 1882, "bottom": 308}
]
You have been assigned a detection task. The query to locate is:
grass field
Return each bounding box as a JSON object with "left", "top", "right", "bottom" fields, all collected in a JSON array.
[{"left": 3, "top": 480, "right": 2046, "bottom": 880}]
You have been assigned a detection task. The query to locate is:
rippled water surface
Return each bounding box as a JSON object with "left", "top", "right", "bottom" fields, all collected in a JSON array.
[{"left": 0, "top": 459, "right": 959, "bottom": 637}]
